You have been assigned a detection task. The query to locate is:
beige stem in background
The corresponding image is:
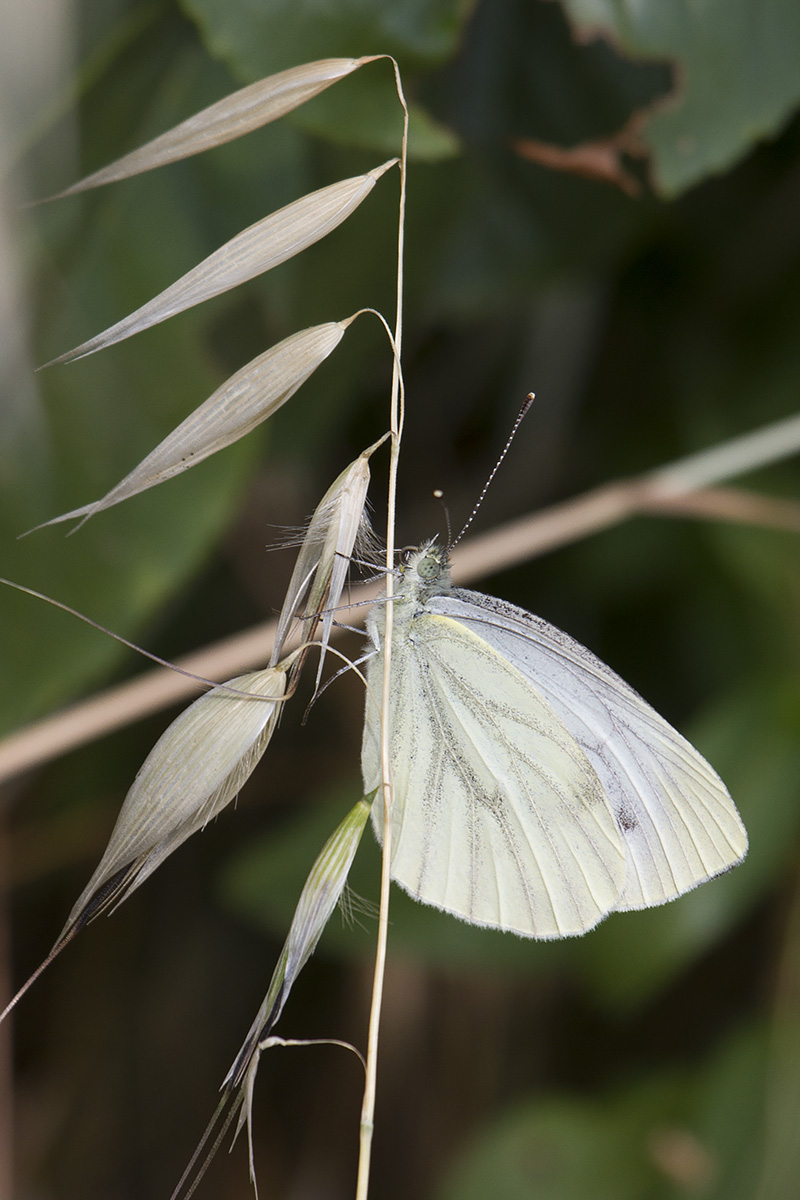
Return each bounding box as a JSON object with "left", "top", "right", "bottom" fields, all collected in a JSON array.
[{"left": 0, "top": 472, "right": 798, "bottom": 785}]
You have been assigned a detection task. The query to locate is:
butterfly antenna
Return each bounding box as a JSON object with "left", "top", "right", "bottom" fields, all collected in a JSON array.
[
  {"left": 450, "top": 393, "right": 534, "bottom": 549},
  {"left": 432, "top": 488, "right": 452, "bottom": 546}
]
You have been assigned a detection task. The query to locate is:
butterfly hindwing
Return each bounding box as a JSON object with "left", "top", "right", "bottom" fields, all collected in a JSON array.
[{"left": 432, "top": 589, "right": 748, "bottom": 910}]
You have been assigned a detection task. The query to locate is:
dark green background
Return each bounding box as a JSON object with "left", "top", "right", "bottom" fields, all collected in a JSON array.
[{"left": 3, "top": 1, "right": 800, "bottom": 1197}]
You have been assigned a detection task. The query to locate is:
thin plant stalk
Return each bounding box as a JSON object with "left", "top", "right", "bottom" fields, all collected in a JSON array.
[
  {"left": 2, "top": 475, "right": 799, "bottom": 787},
  {"left": 356, "top": 55, "right": 409, "bottom": 1200}
]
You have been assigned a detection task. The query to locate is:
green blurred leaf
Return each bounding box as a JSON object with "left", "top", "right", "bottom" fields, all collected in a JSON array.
[
  {"left": 437, "top": 1091, "right": 668, "bottom": 1200},
  {"left": 756, "top": 884, "right": 800, "bottom": 1200},
  {"left": 435, "top": 1024, "right": 769, "bottom": 1200},
  {"left": 183, "top": 0, "right": 472, "bottom": 78},
  {"left": 561, "top": 0, "right": 800, "bottom": 196}
]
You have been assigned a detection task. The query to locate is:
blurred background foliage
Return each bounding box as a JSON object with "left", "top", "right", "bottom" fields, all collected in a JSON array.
[{"left": 1, "top": 0, "right": 799, "bottom": 1197}]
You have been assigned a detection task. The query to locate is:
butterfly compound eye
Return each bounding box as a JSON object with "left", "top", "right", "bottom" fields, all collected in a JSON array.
[{"left": 417, "top": 550, "right": 443, "bottom": 581}]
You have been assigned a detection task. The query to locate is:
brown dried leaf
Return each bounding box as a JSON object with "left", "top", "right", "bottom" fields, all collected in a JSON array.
[{"left": 512, "top": 114, "right": 646, "bottom": 196}]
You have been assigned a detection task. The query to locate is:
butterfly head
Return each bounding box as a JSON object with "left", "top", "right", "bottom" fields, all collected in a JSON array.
[{"left": 399, "top": 540, "right": 453, "bottom": 601}]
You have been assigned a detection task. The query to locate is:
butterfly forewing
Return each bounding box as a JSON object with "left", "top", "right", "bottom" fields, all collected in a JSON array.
[
  {"left": 363, "top": 608, "right": 627, "bottom": 938},
  {"left": 432, "top": 589, "right": 748, "bottom": 910}
]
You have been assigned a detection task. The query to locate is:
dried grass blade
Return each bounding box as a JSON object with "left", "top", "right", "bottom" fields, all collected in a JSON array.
[
  {"left": 171, "top": 796, "right": 372, "bottom": 1198},
  {"left": 46, "top": 160, "right": 397, "bottom": 366},
  {"left": 223, "top": 797, "right": 372, "bottom": 1093},
  {"left": 282, "top": 795, "right": 373, "bottom": 981},
  {"left": 59, "top": 665, "right": 289, "bottom": 943},
  {"left": 34, "top": 320, "right": 354, "bottom": 531},
  {"left": 272, "top": 433, "right": 388, "bottom": 668},
  {"left": 46, "top": 58, "right": 377, "bottom": 200},
  {"left": 224, "top": 796, "right": 373, "bottom": 1185}
]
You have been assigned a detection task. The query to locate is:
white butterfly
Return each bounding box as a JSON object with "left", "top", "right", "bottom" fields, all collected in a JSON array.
[{"left": 361, "top": 541, "right": 747, "bottom": 939}]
